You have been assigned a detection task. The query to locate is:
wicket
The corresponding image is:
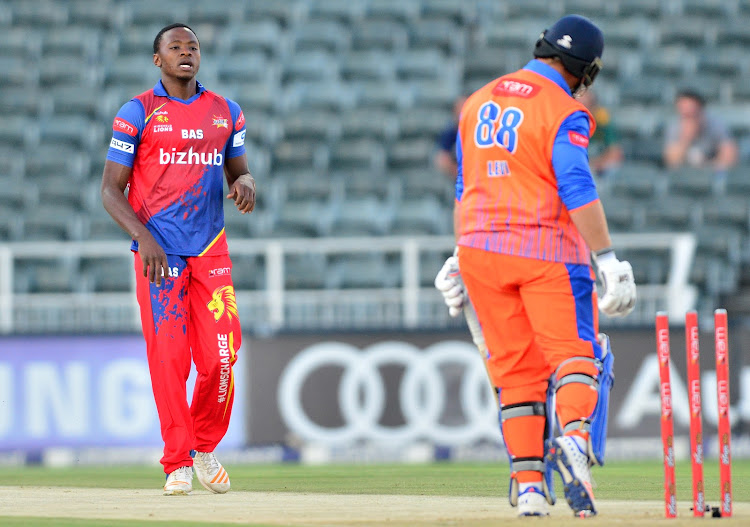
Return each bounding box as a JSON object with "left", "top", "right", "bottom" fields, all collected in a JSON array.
[{"left": 655, "top": 309, "right": 732, "bottom": 519}]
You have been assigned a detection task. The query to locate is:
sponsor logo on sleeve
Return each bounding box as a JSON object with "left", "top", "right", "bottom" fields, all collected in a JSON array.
[
  {"left": 110, "top": 137, "right": 135, "bottom": 154},
  {"left": 232, "top": 130, "right": 246, "bottom": 148},
  {"left": 212, "top": 115, "right": 229, "bottom": 129},
  {"left": 235, "top": 111, "right": 245, "bottom": 131},
  {"left": 568, "top": 131, "right": 590, "bottom": 148},
  {"left": 113, "top": 118, "right": 136, "bottom": 136},
  {"left": 492, "top": 78, "right": 540, "bottom": 98}
]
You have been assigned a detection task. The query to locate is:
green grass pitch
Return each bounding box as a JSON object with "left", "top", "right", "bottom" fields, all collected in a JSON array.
[{"left": 0, "top": 459, "right": 747, "bottom": 526}]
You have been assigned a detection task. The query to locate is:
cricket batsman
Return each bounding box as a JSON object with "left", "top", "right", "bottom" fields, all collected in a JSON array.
[{"left": 435, "top": 15, "right": 636, "bottom": 517}]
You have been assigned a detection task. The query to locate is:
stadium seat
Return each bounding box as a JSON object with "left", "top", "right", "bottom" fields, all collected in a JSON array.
[
  {"left": 220, "top": 52, "right": 277, "bottom": 84},
  {"left": 271, "top": 198, "right": 335, "bottom": 238},
  {"left": 562, "top": 0, "right": 615, "bottom": 18},
  {"left": 337, "top": 170, "right": 402, "bottom": 202},
  {"left": 104, "top": 55, "right": 157, "bottom": 89},
  {"left": 351, "top": 20, "right": 409, "bottom": 52},
  {"left": 244, "top": 0, "right": 307, "bottom": 28},
  {"left": 11, "top": 0, "right": 68, "bottom": 27},
  {"left": 280, "top": 110, "right": 341, "bottom": 144},
  {"left": 38, "top": 116, "right": 101, "bottom": 151},
  {"left": 290, "top": 20, "right": 351, "bottom": 54},
  {"left": 716, "top": 20, "right": 750, "bottom": 48},
  {"left": 21, "top": 258, "right": 78, "bottom": 294},
  {"left": 276, "top": 170, "right": 343, "bottom": 204},
  {"left": 0, "top": 27, "right": 41, "bottom": 60},
  {"left": 396, "top": 168, "right": 454, "bottom": 203},
  {"left": 387, "top": 138, "right": 434, "bottom": 170},
  {"left": 271, "top": 139, "right": 328, "bottom": 173},
  {"left": 339, "top": 108, "right": 398, "bottom": 144},
  {"left": 188, "top": 2, "right": 241, "bottom": 25},
  {"left": 419, "top": 0, "right": 476, "bottom": 25},
  {"left": 329, "top": 138, "right": 386, "bottom": 172},
  {"left": 79, "top": 256, "right": 133, "bottom": 293},
  {"left": 666, "top": 167, "right": 719, "bottom": 197},
  {"left": 354, "top": 81, "right": 412, "bottom": 111},
  {"left": 610, "top": 163, "right": 667, "bottom": 199},
  {"left": 2, "top": 56, "right": 35, "bottom": 88},
  {"left": 481, "top": 19, "right": 542, "bottom": 52},
  {"left": 284, "top": 253, "right": 328, "bottom": 290},
  {"left": 600, "top": 195, "right": 641, "bottom": 232},
  {"left": 658, "top": 17, "right": 709, "bottom": 47},
  {"left": 0, "top": 208, "right": 24, "bottom": 242},
  {"left": 390, "top": 195, "right": 448, "bottom": 235},
  {"left": 701, "top": 196, "right": 749, "bottom": 231},
  {"left": 411, "top": 80, "right": 461, "bottom": 111},
  {"left": 365, "top": 0, "right": 421, "bottom": 25},
  {"left": 22, "top": 206, "right": 83, "bottom": 241},
  {"left": 328, "top": 196, "right": 393, "bottom": 236},
  {"left": 397, "top": 108, "right": 451, "bottom": 141},
  {"left": 284, "top": 81, "right": 355, "bottom": 114},
  {"left": 325, "top": 252, "right": 400, "bottom": 289},
  {"left": 50, "top": 86, "right": 103, "bottom": 120},
  {"left": 68, "top": 0, "right": 118, "bottom": 28},
  {"left": 228, "top": 254, "right": 266, "bottom": 290},
  {"left": 408, "top": 19, "right": 465, "bottom": 55},
  {"left": 340, "top": 51, "right": 396, "bottom": 81},
  {"left": 226, "top": 20, "right": 285, "bottom": 57},
  {"left": 307, "top": 0, "right": 365, "bottom": 25},
  {"left": 681, "top": 0, "right": 736, "bottom": 19},
  {"left": 642, "top": 196, "right": 700, "bottom": 231},
  {"left": 235, "top": 80, "right": 283, "bottom": 114},
  {"left": 0, "top": 177, "right": 31, "bottom": 212},
  {"left": 126, "top": 1, "right": 189, "bottom": 27},
  {"left": 0, "top": 116, "right": 35, "bottom": 149},
  {"left": 281, "top": 51, "right": 339, "bottom": 85}
]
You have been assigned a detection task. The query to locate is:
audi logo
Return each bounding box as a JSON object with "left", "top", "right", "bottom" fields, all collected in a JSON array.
[{"left": 278, "top": 341, "right": 500, "bottom": 445}]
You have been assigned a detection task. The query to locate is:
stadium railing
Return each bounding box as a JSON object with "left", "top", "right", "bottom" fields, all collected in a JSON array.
[{"left": 0, "top": 233, "right": 697, "bottom": 334}]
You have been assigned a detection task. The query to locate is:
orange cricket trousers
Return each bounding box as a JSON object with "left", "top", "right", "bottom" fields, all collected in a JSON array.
[{"left": 458, "top": 246, "right": 601, "bottom": 482}]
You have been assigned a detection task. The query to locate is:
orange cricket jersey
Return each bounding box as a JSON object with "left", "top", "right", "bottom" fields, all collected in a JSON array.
[{"left": 456, "top": 68, "right": 596, "bottom": 264}]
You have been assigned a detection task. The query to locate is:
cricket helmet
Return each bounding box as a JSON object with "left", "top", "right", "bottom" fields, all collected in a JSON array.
[{"left": 534, "top": 15, "right": 604, "bottom": 92}]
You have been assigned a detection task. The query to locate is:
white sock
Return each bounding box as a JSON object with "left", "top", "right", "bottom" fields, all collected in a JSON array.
[{"left": 519, "top": 481, "right": 543, "bottom": 493}]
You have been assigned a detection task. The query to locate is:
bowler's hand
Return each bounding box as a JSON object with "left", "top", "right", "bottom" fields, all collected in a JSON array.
[
  {"left": 137, "top": 233, "right": 169, "bottom": 287},
  {"left": 227, "top": 174, "right": 256, "bottom": 214}
]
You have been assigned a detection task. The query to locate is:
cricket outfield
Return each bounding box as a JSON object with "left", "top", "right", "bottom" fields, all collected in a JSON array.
[{"left": 0, "top": 460, "right": 747, "bottom": 526}]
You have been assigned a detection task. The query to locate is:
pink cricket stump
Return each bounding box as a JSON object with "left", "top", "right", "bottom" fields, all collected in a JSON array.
[
  {"left": 714, "top": 309, "right": 732, "bottom": 517},
  {"left": 685, "top": 311, "right": 704, "bottom": 516},
  {"left": 656, "top": 312, "right": 677, "bottom": 518}
]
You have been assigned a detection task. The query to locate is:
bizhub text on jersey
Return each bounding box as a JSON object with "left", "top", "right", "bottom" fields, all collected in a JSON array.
[{"left": 159, "top": 148, "right": 224, "bottom": 166}]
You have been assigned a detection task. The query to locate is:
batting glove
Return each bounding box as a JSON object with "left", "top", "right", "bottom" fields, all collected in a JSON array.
[
  {"left": 595, "top": 249, "right": 636, "bottom": 318},
  {"left": 434, "top": 255, "right": 465, "bottom": 317}
]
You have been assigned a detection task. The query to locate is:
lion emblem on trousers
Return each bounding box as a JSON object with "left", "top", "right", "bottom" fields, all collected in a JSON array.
[{"left": 207, "top": 285, "right": 238, "bottom": 322}]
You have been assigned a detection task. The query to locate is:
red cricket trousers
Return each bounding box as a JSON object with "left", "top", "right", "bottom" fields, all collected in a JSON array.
[{"left": 134, "top": 251, "right": 241, "bottom": 474}]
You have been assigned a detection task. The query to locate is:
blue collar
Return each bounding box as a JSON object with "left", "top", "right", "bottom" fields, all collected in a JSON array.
[
  {"left": 153, "top": 80, "right": 206, "bottom": 103},
  {"left": 523, "top": 60, "right": 572, "bottom": 96}
]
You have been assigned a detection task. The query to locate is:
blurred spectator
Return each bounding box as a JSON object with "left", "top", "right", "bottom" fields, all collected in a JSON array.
[
  {"left": 578, "top": 89, "right": 623, "bottom": 178},
  {"left": 663, "top": 89, "right": 738, "bottom": 171},
  {"left": 434, "top": 95, "right": 467, "bottom": 181}
]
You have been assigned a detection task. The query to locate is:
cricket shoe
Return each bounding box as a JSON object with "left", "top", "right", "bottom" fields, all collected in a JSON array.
[
  {"left": 547, "top": 436, "right": 597, "bottom": 517},
  {"left": 163, "top": 465, "right": 193, "bottom": 496},
  {"left": 517, "top": 486, "right": 550, "bottom": 517},
  {"left": 192, "top": 451, "right": 231, "bottom": 494}
]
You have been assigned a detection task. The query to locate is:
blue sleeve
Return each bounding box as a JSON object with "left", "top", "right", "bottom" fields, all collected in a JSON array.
[
  {"left": 224, "top": 98, "right": 247, "bottom": 159},
  {"left": 106, "top": 99, "right": 145, "bottom": 168},
  {"left": 553, "top": 111, "right": 599, "bottom": 211},
  {"left": 455, "top": 129, "right": 464, "bottom": 201}
]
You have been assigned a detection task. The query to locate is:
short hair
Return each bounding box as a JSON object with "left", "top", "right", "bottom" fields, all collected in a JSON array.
[
  {"left": 153, "top": 23, "right": 198, "bottom": 54},
  {"left": 676, "top": 88, "right": 706, "bottom": 107}
]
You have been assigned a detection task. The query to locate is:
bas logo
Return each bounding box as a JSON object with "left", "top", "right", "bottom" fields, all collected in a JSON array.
[{"left": 207, "top": 285, "right": 238, "bottom": 322}]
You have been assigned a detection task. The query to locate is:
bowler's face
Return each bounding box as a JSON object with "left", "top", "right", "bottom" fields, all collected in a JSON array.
[{"left": 154, "top": 27, "right": 201, "bottom": 81}]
